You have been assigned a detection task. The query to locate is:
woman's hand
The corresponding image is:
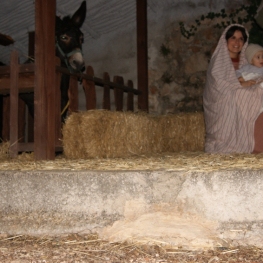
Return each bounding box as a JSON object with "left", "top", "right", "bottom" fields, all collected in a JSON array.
[{"left": 239, "top": 78, "right": 256, "bottom": 87}]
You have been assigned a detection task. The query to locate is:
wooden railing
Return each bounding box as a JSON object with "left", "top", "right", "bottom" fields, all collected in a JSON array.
[
  {"left": 0, "top": 51, "right": 141, "bottom": 158},
  {"left": 59, "top": 65, "right": 141, "bottom": 113}
]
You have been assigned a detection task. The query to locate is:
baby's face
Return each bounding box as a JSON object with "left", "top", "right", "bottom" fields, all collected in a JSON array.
[{"left": 252, "top": 51, "right": 263, "bottom": 68}]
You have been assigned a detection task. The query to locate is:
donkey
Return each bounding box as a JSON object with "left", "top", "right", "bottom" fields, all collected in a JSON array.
[
  {"left": 20, "top": 1, "right": 86, "bottom": 122},
  {"left": 56, "top": 1, "right": 86, "bottom": 121}
]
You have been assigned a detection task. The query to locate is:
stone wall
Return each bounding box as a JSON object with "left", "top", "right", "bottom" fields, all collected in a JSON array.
[{"left": 148, "top": 23, "right": 222, "bottom": 114}]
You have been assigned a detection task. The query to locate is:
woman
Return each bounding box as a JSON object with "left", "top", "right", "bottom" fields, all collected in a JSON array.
[{"left": 203, "top": 24, "right": 263, "bottom": 153}]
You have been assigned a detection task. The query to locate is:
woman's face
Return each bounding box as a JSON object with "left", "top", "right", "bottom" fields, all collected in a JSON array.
[{"left": 227, "top": 30, "right": 245, "bottom": 58}]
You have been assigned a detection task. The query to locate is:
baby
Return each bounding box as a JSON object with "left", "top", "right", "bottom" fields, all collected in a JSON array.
[{"left": 236, "top": 43, "right": 263, "bottom": 87}]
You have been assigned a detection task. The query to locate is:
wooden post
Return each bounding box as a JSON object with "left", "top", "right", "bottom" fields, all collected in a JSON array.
[
  {"left": 103, "top": 72, "right": 111, "bottom": 110},
  {"left": 127, "top": 80, "right": 134, "bottom": 112},
  {"left": 83, "top": 66, "right": 96, "bottom": 110},
  {"left": 28, "top": 31, "right": 35, "bottom": 62},
  {"left": 34, "top": 0, "right": 56, "bottom": 160},
  {"left": 113, "top": 76, "right": 124, "bottom": 111},
  {"left": 136, "top": 0, "right": 148, "bottom": 112},
  {"left": 9, "top": 51, "right": 19, "bottom": 157},
  {"left": 55, "top": 58, "right": 62, "bottom": 147},
  {"left": 1, "top": 97, "right": 9, "bottom": 141},
  {"left": 68, "top": 76, "right": 79, "bottom": 114}
]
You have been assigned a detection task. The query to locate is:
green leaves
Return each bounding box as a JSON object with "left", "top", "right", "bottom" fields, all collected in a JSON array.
[{"left": 179, "top": 1, "right": 261, "bottom": 39}]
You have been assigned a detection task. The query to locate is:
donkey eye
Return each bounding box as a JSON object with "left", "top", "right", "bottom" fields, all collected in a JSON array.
[{"left": 60, "top": 35, "right": 68, "bottom": 41}]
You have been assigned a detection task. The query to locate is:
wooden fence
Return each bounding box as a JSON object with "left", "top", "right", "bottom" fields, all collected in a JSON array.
[{"left": 0, "top": 50, "right": 141, "bottom": 158}]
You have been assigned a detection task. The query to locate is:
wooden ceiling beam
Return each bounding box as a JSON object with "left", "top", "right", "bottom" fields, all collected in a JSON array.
[{"left": 0, "top": 33, "right": 14, "bottom": 46}]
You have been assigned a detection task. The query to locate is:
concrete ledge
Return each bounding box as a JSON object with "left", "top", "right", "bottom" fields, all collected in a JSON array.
[{"left": 0, "top": 169, "right": 263, "bottom": 249}]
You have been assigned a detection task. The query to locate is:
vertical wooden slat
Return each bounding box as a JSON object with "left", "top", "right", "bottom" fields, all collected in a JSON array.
[
  {"left": 113, "top": 76, "right": 124, "bottom": 111},
  {"left": 127, "top": 80, "right": 134, "bottom": 112},
  {"left": 118, "top": 76, "right": 124, "bottom": 111},
  {"left": 18, "top": 98, "right": 26, "bottom": 142},
  {"left": 103, "top": 72, "right": 111, "bottom": 110},
  {"left": 9, "top": 50, "right": 19, "bottom": 158},
  {"left": 136, "top": 0, "right": 148, "bottom": 111},
  {"left": 28, "top": 31, "right": 35, "bottom": 61},
  {"left": 2, "top": 96, "right": 10, "bottom": 141},
  {"left": 34, "top": 0, "right": 56, "bottom": 160},
  {"left": 68, "top": 76, "right": 79, "bottom": 114},
  {"left": 83, "top": 66, "right": 96, "bottom": 110},
  {"left": 55, "top": 58, "right": 62, "bottom": 146}
]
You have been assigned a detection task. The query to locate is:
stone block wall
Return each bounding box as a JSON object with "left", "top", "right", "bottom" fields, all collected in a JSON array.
[{"left": 148, "top": 23, "right": 222, "bottom": 114}]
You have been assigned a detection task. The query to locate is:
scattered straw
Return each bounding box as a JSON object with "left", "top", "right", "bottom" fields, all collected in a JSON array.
[
  {"left": 0, "top": 234, "right": 261, "bottom": 262},
  {"left": 0, "top": 151, "right": 263, "bottom": 172}
]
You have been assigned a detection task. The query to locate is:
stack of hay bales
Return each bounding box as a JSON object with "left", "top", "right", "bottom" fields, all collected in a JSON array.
[{"left": 62, "top": 110, "right": 205, "bottom": 159}]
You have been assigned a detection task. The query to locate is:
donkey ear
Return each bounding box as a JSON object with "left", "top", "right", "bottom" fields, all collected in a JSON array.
[{"left": 71, "top": 1, "right": 86, "bottom": 28}]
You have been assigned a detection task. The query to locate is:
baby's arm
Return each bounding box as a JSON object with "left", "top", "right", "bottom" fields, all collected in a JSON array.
[{"left": 238, "top": 76, "right": 256, "bottom": 87}]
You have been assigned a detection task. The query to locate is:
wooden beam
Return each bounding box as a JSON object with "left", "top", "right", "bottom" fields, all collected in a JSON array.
[
  {"left": 9, "top": 51, "right": 19, "bottom": 157},
  {"left": 0, "top": 33, "right": 14, "bottom": 46},
  {"left": 34, "top": 0, "right": 56, "bottom": 160},
  {"left": 28, "top": 31, "right": 35, "bottom": 61},
  {"left": 136, "top": 0, "right": 148, "bottom": 111}
]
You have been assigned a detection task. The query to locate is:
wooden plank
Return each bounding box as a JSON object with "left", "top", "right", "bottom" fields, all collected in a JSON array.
[
  {"left": 34, "top": 0, "right": 56, "bottom": 160},
  {"left": 19, "top": 63, "right": 35, "bottom": 73},
  {"left": 17, "top": 142, "right": 34, "bottom": 152},
  {"left": 1, "top": 96, "right": 9, "bottom": 140},
  {"left": 55, "top": 58, "right": 62, "bottom": 146},
  {"left": 83, "top": 66, "right": 96, "bottom": 110},
  {"left": 44, "top": 0, "right": 56, "bottom": 159},
  {"left": 9, "top": 50, "right": 19, "bottom": 158},
  {"left": 136, "top": 0, "right": 148, "bottom": 111},
  {"left": 0, "top": 75, "right": 34, "bottom": 94},
  {"left": 0, "top": 33, "right": 14, "bottom": 46},
  {"left": 127, "top": 80, "right": 134, "bottom": 111},
  {"left": 18, "top": 98, "right": 26, "bottom": 143},
  {"left": 0, "top": 65, "right": 11, "bottom": 74},
  {"left": 114, "top": 76, "right": 124, "bottom": 111},
  {"left": 28, "top": 31, "right": 35, "bottom": 62},
  {"left": 0, "top": 63, "right": 35, "bottom": 75},
  {"left": 57, "top": 66, "right": 141, "bottom": 94},
  {"left": 103, "top": 72, "right": 111, "bottom": 110},
  {"left": 68, "top": 76, "right": 79, "bottom": 113}
]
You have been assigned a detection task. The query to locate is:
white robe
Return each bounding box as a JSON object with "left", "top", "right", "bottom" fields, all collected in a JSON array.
[{"left": 203, "top": 24, "right": 263, "bottom": 153}]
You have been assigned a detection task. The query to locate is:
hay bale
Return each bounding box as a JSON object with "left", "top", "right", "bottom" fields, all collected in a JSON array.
[
  {"left": 0, "top": 141, "right": 10, "bottom": 160},
  {"left": 159, "top": 112, "right": 205, "bottom": 152},
  {"left": 62, "top": 112, "right": 84, "bottom": 159},
  {"left": 63, "top": 110, "right": 163, "bottom": 158},
  {"left": 62, "top": 110, "right": 205, "bottom": 159}
]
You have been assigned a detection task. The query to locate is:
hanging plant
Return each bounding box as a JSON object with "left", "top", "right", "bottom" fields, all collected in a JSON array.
[{"left": 179, "top": 0, "right": 263, "bottom": 45}]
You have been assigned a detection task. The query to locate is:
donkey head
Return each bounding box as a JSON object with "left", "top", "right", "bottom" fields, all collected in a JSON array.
[{"left": 56, "top": 1, "right": 86, "bottom": 72}]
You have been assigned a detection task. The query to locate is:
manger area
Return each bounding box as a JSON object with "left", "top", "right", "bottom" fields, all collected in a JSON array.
[{"left": 1, "top": 110, "right": 263, "bottom": 250}]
